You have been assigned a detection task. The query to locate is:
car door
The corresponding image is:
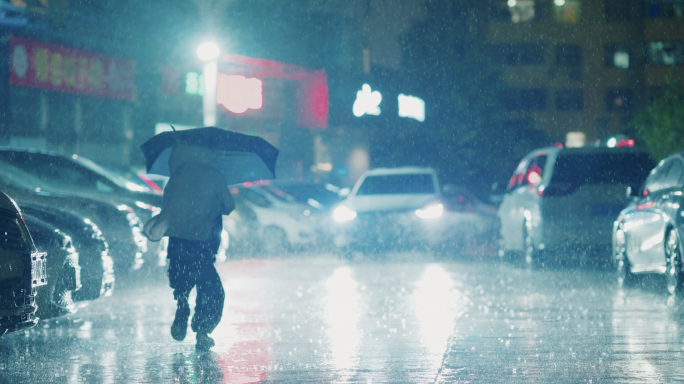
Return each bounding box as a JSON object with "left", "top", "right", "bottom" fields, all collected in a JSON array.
[
  {"left": 499, "top": 159, "right": 529, "bottom": 250},
  {"left": 624, "top": 160, "right": 671, "bottom": 269}
]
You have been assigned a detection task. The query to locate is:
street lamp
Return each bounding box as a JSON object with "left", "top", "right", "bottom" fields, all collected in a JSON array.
[{"left": 197, "top": 42, "right": 219, "bottom": 126}]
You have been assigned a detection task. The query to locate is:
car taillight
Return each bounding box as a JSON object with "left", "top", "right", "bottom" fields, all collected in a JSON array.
[{"left": 537, "top": 183, "right": 576, "bottom": 197}]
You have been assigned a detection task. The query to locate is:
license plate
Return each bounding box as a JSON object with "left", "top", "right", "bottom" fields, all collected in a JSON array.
[{"left": 31, "top": 252, "right": 47, "bottom": 287}]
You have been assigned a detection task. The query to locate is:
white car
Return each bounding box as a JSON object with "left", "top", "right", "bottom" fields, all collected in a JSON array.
[
  {"left": 226, "top": 185, "right": 320, "bottom": 254},
  {"left": 332, "top": 167, "right": 445, "bottom": 255},
  {"left": 498, "top": 146, "right": 653, "bottom": 265}
]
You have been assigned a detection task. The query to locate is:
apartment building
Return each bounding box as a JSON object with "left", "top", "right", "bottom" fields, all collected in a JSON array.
[{"left": 488, "top": 0, "right": 684, "bottom": 145}]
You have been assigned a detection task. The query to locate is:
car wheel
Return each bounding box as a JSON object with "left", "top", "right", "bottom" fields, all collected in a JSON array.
[
  {"left": 263, "top": 227, "right": 289, "bottom": 256},
  {"left": 615, "top": 225, "right": 636, "bottom": 287},
  {"left": 665, "top": 229, "right": 684, "bottom": 298}
]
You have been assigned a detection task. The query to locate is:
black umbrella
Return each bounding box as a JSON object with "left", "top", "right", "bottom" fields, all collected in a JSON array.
[{"left": 140, "top": 127, "right": 279, "bottom": 185}]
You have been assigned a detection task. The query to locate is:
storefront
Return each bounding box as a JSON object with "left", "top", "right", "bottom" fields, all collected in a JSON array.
[{"left": 1, "top": 36, "right": 138, "bottom": 166}]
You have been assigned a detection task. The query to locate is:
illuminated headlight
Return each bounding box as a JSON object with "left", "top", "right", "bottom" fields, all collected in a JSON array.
[
  {"left": 333, "top": 206, "right": 357, "bottom": 222},
  {"left": 416, "top": 203, "right": 443, "bottom": 219}
]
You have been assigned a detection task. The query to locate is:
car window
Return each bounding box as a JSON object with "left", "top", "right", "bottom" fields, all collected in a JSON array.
[
  {"left": 356, "top": 174, "right": 435, "bottom": 195},
  {"left": 0, "top": 152, "right": 117, "bottom": 193},
  {"left": 240, "top": 188, "right": 272, "bottom": 208},
  {"left": 665, "top": 159, "right": 684, "bottom": 189},
  {"left": 550, "top": 152, "right": 653, "bottom": 187},
  {"left": 644, "top": 160, "right": 672, "bottom": 193}
]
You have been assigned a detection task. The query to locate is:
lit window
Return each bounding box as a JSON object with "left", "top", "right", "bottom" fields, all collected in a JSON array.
[
  {"left": 554, "top": 0, "right": 581, "bottom": 23},
  {"left": 647, "top": 41, "right": 684, "bottom": 66},
  {"left": 491, "top": 0, "right": 538, "bottom": 23},
  {"left": 605, "top": 45, "right": 629, "bottom": 68}
]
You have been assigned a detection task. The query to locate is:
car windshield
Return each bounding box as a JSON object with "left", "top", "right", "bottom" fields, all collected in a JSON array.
[
  {"left": 0, "top": 161, "right": 59, "bottom": 192},
  {"left": 551, "top": 153, "right": 654, "bottom": 186},
  {"left": 274, "top": 184, "right": 341, "bottom": 206},
  {"left": 356, "top": 174, "right": 436, "bottom": 195}
]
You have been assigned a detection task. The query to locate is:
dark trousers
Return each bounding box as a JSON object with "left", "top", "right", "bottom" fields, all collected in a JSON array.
[{"left": 167, "top": 237, "right": 225, "bottom": 334}]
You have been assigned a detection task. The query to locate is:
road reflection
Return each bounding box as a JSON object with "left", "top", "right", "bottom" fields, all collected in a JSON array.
[
  {"left": 413, "top": 264, "right": 468, "bottom": 374},
  {"left": 324, "top": 266, "right": 360, "bottom": 377}
]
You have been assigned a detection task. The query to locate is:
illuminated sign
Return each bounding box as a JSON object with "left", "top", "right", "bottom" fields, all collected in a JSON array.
[
  {"left": 9, "top": 37, "right": 137, "bottom": 101},
  {"left": 353, "top": 84, "right": 381, "bottom": 117},
  {"left": 216, "top": 74, "right": 263, "bottom": 114},
  {"left": 398, "top": 94, "right": 425, "bottom": 122},
  {"left": 185, "top": 72, "right": 204, "bottom": 95}
]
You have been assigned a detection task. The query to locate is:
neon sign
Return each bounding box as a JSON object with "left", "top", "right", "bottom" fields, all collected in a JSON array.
[
  {"left": 216, "top": 74, "right": 263, "bottom": 114},
  {"left": 353, "top": 84, "right": 381, "bottom": 117},
  {"left": 398, "top": 94, "right": 425, "bottom": 122}
]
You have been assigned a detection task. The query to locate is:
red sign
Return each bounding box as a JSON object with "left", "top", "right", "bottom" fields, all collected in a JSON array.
[
  {"left": 9, "top": 36, "right": 137, "bottom": 101},
  {"left": 216, "top": 74, "right": 263, "bottom": 114}
]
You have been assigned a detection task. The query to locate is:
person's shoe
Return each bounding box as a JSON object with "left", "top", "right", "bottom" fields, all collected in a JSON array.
[
  {"left": 171, "top": 301, "right": 190, "bottom": 341},
  {"left": 195, "top": 332, "right": 215, "bottom": 351}
]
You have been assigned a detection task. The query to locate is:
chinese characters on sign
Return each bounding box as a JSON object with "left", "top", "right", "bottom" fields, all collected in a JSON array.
[
  {"left": 216, "top": 74, "right": 263, "bottom": 114},
  {"left": 353, "top": 84, "right": 382, "bottom": 117},
  {"left": 398, "top": 94, "right": 425, "bottom": 122},
  {"left": 9, "top": 37, "right": 137, "bottom": 101}
]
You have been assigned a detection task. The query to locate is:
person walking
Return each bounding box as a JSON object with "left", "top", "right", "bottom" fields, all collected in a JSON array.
[{"left": 143, "top": 144, "right": 235, "bottom": 351}]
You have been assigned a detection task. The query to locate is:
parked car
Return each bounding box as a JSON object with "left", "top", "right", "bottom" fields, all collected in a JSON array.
[
  {"left": 228, "top": 185, "right": 320, "bottom": 254},
  {"left": 0, "top": 191, "right": 46, "bottom": 337},
  {"left": 0, "top": 167, "right": 146, "bottom": 273},
  {"left": 23, "top": 215, "right": 81, "bottom": 319},
  {"left": 613, "top": 150, "right": 684, "bottom": 297},
  {"left": 498, "top": 146, "right": 653, "bottom": 265},
  {"left": 331, "top": 167, "right": 444, "bottom": 255},
  {"left": 20, "top": 204, "right": 114, "bottom": 301},
  {"left": 0, "top": 148, "right": 162, "bottom": 220}
]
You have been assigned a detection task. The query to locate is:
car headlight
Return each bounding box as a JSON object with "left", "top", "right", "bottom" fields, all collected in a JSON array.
[
  {"left": 333, "top": 206, "right": 357, "bottom": 222},
  {"left": 416, "top": 203, "right": 443, "bottom": 219}
]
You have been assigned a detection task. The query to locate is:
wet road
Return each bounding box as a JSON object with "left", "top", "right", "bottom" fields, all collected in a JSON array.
[{"left": 2, "top": 253, "right": 684, "bottom": 383}]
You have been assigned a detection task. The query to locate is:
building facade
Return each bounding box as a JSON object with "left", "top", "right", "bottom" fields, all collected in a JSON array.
[{"left": 488, "top": 0, "right": 684, "bottom": 145}]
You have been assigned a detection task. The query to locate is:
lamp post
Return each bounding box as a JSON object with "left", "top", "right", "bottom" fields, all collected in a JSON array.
[{"left": 197, "top": 42, "right": 219, "bottom": 126}]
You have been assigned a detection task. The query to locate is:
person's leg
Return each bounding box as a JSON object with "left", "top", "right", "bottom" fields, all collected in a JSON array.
[
  {"left": 167, "top": 238, "right": 196, "bottom": 341},
  {"left": 191, "top": 243, "right": 225, "bottom": 350}
]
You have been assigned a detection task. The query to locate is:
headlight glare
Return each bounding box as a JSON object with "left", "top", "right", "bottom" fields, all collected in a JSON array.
[
  {"left": 333, "top": 206, "right": 357, "bottom": 222},
  {"left": 416, "top": 203, "right": 443, "bottom": 219}
]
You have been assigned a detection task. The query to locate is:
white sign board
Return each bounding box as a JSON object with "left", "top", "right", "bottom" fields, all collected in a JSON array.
[{"left": 398, "top": 94, "right": 425, "bottom": 122}]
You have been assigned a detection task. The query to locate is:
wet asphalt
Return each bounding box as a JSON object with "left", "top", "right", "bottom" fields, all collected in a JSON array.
[{"left": 1, "top": 252, "right": 684, "bottom": 383}]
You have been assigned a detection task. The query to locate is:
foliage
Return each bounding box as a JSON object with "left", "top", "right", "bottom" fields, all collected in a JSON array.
[{"left": 631, "top": 84, "right": 684, "bottom": 162}]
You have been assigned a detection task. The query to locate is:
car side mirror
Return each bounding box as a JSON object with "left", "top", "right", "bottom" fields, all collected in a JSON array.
[{"left": 626, "top": 186, "right": 640, "bottom": 199}]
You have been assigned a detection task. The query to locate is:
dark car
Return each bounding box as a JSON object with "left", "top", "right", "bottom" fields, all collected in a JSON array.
[
  {"left": 23, "top": 215, "right": 81, "bottom": 319},
  {"left": 0, "top": 191, "right": 46, "bottom": 337},
  {"left": 613, "top": 151, "right": 684, "bottom": 297},
  {"left": 0, "top": 167, "right": 146, "bottom": 274},
  {"left": 20, "top": 204, "right": 114, "bottom": 301},
  {"left": 0, "top": 148, "right": 162, "bottom": 220}
]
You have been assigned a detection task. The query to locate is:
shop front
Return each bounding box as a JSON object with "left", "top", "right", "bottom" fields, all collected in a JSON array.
[{"left": 2, "top": 36, "right": 138, "bottom": 166}]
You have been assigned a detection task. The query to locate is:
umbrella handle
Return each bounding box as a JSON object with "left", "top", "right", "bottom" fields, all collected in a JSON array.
[{"left": 169, "top": 125, "right": 177, "bottom": 132}]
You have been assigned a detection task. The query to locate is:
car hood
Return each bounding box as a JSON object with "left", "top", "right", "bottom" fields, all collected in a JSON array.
[{"left": 342, "top": 194, "right": 438, "bottom": 213}]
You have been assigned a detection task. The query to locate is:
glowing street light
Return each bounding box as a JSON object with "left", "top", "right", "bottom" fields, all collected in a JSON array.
[
  {"left": 197, "top": 42, "right": 220, "bottom": 61},
  {"left": 196, "top": 42, "right": 220, "bottom": 126}
]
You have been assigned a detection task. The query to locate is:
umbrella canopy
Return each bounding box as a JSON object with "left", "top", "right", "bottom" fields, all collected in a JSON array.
[{"left": 140, "top": 127, "right": 279, "bottom": 185}]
